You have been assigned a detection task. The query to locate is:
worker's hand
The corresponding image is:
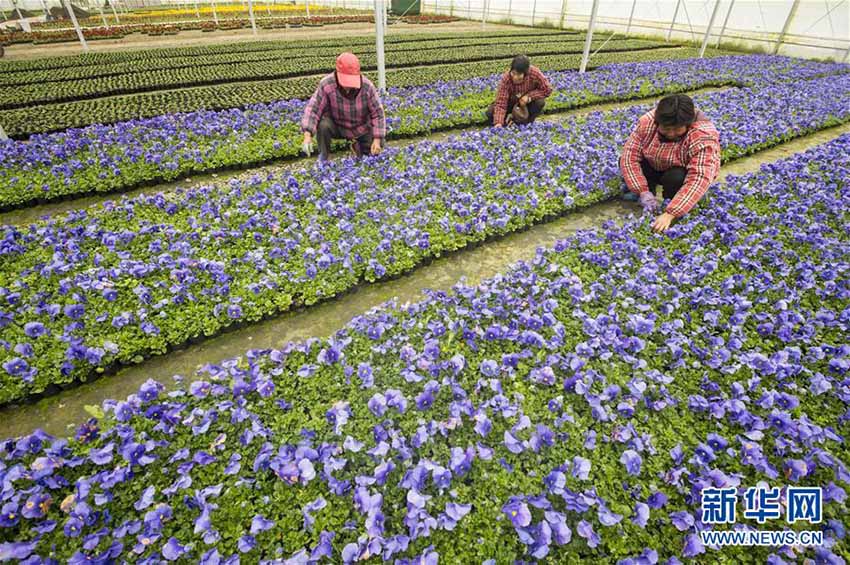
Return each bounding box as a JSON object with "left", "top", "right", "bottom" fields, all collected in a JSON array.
[
  {"left": 370, "top": 138, "right": 382, "bottom": 156},
  {"left": 518, "top": 95, "right": 529, "bottom": 108},
  {"left": 301, "top": 132, "right": 314, "bottom": 157},
  {"left": 638, "top": 191, "right": 659, "bottom": 213},
  {"left": 652, "top": 212, "right": 676, "bottom": 234},
  {"left": 494, "top": 122, "right": 503, "bottom": 128}
]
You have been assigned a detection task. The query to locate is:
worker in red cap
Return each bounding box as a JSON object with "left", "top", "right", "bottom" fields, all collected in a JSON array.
[{"left": 301, "top": 52, "right": 387, "bottom": 161}]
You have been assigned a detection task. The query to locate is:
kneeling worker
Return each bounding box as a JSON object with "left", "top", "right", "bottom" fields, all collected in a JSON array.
[
  {"left": 301, "top": 52, "right": 386, "bottom": 161},
  {"left": 620, "top": 93, "right": 720, "bottom": 233},
  {"left": 486, "top": 55, "right": 552, "bottom": 128}
]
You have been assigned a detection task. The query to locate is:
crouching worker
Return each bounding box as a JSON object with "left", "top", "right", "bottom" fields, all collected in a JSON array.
[
  {"left": 620, "top": 93, "right": 720, "bottom": 233},
  {"left": 486, "top": 55, "right": 552, "bottom": 128},
  {"left": 301, "top": 52, "right": 386, "bottom": 161}
]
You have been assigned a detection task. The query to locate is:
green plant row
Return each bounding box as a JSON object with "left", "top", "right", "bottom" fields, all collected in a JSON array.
[
  {"left": 0, "top": 28, "right": 578, "bottom": 73},
  {"left": 0, "top": 47, "right": 726, "bottom": 136},
  {"left": 1, "top": 39, "right": 669, "bottom": 110},
  {"left": 0, "top": 34, "right": 591, "bottom": 87}
]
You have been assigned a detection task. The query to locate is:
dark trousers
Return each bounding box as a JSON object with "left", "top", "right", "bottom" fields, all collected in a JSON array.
[
  {"left": 486, "top": 97, "right": 546, "bottom": 126},
  {"left": 316, "top": 115, "right": 381, "bottom": 160},
  {"left": 640, "top": 160, "right": 687, "bottom": 199}
]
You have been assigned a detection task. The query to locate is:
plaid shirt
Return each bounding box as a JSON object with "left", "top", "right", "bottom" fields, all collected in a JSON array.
[
  {"left": 301, "top": 73, "right": 387, "bottom": 140},
  {"left": 620, "top": 109, "right": 721, "bottom": 218},
  {"left": 492, "top": 65, "right": 552, "bottom": 126}
]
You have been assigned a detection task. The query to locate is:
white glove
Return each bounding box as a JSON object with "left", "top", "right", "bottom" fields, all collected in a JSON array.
[{"left": 301, "top": 141, "right": 313, "bottom": 157}]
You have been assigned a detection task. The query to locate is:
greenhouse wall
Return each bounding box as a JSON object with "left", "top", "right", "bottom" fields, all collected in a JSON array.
[
  {"left": 2, "top": 0, "right": 847, "bottom": 62},
  {"left": 420, "top": 0, "right": 850, "bottom": 62}
]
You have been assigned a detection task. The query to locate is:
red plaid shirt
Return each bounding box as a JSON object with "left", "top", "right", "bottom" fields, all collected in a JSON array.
[
  {"left": 492, "top": 65, "right": 552, "bottom": 126},
  {"left": 620, "top": 109, "right": 721, "bottom": 218},
  {"left": 301, "top": 73, "right": 387, "bottom": 140}
]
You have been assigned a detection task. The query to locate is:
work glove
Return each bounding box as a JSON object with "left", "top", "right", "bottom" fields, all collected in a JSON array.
[
  {"left": 301, "top": 141, "right": 313, "bottom": 157},
  {"left": 639, "top": 191, "right": 659, "bottom": 213}
]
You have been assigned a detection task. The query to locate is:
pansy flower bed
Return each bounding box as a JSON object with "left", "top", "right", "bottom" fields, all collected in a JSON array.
[
  {"left": 0, "top": 47, "right": 733, "bottom": 138},
  {"left": 1, "top": 55, "right": 846, "bottom": 209},
  {"left": 1, "top": 73, "right": 849, "bottom": 405},
  {"left": 0, "top": 132, "right": 847, "bottom": 563}
]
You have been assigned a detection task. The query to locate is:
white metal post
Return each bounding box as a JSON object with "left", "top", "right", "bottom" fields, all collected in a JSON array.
[
  {"left": 773, "top": 0, "right": 800, "bottom": 55},
  {"left": 666, "top": 0, "right": 682, "bottom": 41},
  {"left": 11, "top": 0, "right": 31, "bottom": 33},
  {"left": 625, "top": 0, "right": 637, "bottom": 34},
  {"left": 305, "top": 0, "right": 309, "bottom": 17},
  {"left": 698, "top": 0, "right": 722, "bottom": 57},
  {"left": 579, "top": 0, "right": 599, "bottom": 73},
  {"left": 715, "top": 0, "right": 733, "bottom": 47},
  {"left": 98, "top": 0, "right": 108, "bottom": 26},
  {"left": 108, "top": 0, "right": 120, "bottom": 23},
  {"left": 63, "top": 0, "right": 88, "bottom": 50},
  {"left": 507, "top": 0, "right": 512, "bottom": 21},
  {"left": 559, "top": 0, "right": 567, "bottom": 29},
  {"left": 38, "top": 0, "right": 50, "bottom": 19},
  {"left": 0, "top": 123, "right": 8, "bottom": 141},
  {"left": 211, "top": 0, "right": 218, "bottom": 24},
  {"left": 481, "top": 0, "right": 487, "bottom": 28},
  {"left": 248, "top": 0, "right": 257, "bottom": 33},
  {"left": 531, "top": 0, "right": 536, "bottom": 25},
  {"left": 193, "top": 0, "right": 199, "bottom": 18},
  {"left": 374, "top": 0, "right": 386, "bottom": 93}
]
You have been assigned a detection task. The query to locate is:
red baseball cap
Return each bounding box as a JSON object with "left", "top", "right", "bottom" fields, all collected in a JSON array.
[{"left": 336, "top": 52, "right": 362, "bottom": 89}]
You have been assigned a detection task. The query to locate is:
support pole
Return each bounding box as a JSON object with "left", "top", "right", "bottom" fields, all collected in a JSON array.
[
  {"left": 715, "top": 0, "right": 734, "bottom": 47},
  {"left": 248, "top": 0, "right": 256, "bottom": 33},
  {"left": 666, "top": 0, "right": 681, "bottom": 41},
  {"left": 625, "top": 0, "right": 636, "bottom": 34},
  {"left": 481, "top": 0, "right": 487, "bottom": 28},
  {"left": 11, "top": 0, "right": 31, "bottom": 33},
  {"left": 374, "top": 0, "right": 386, "bottom": 93},
  {"left": 97, "top": 0, "right": 108, "bottom": 26},
  {"left": 0, "top": 123, "right": 8, "bottom": 141},
  {"left": 193, "top": 0, "right": 199, "bottom": 19},
  {"left": 559, "top": 0, "right": 566, "bottom": 29},
  {"left": 63, "top": 0, "right": 88, "bottom": 51},
  {"left": 698, "top": 0, "right": 721, "bottom": 57},
  {"left": 211, "top": 0, "right": 218, "bottom": 24},
  {"left": 773, "top": 0, "right": 800, "bottom": 55},
  {"left": 531, "top": 0, "right": 536, "bottom": 26},
  {"left": 39, "top": 0, "right": 50, "bottom": 19},
  {"left": 305, "top": 0, "right": 309, "bottom": 17},
  {"left": 506, "top": 0, "right": 511, "bottom": 21},
  {"left": 579, "top": 0, "right": 599, "bottom": 73}
]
